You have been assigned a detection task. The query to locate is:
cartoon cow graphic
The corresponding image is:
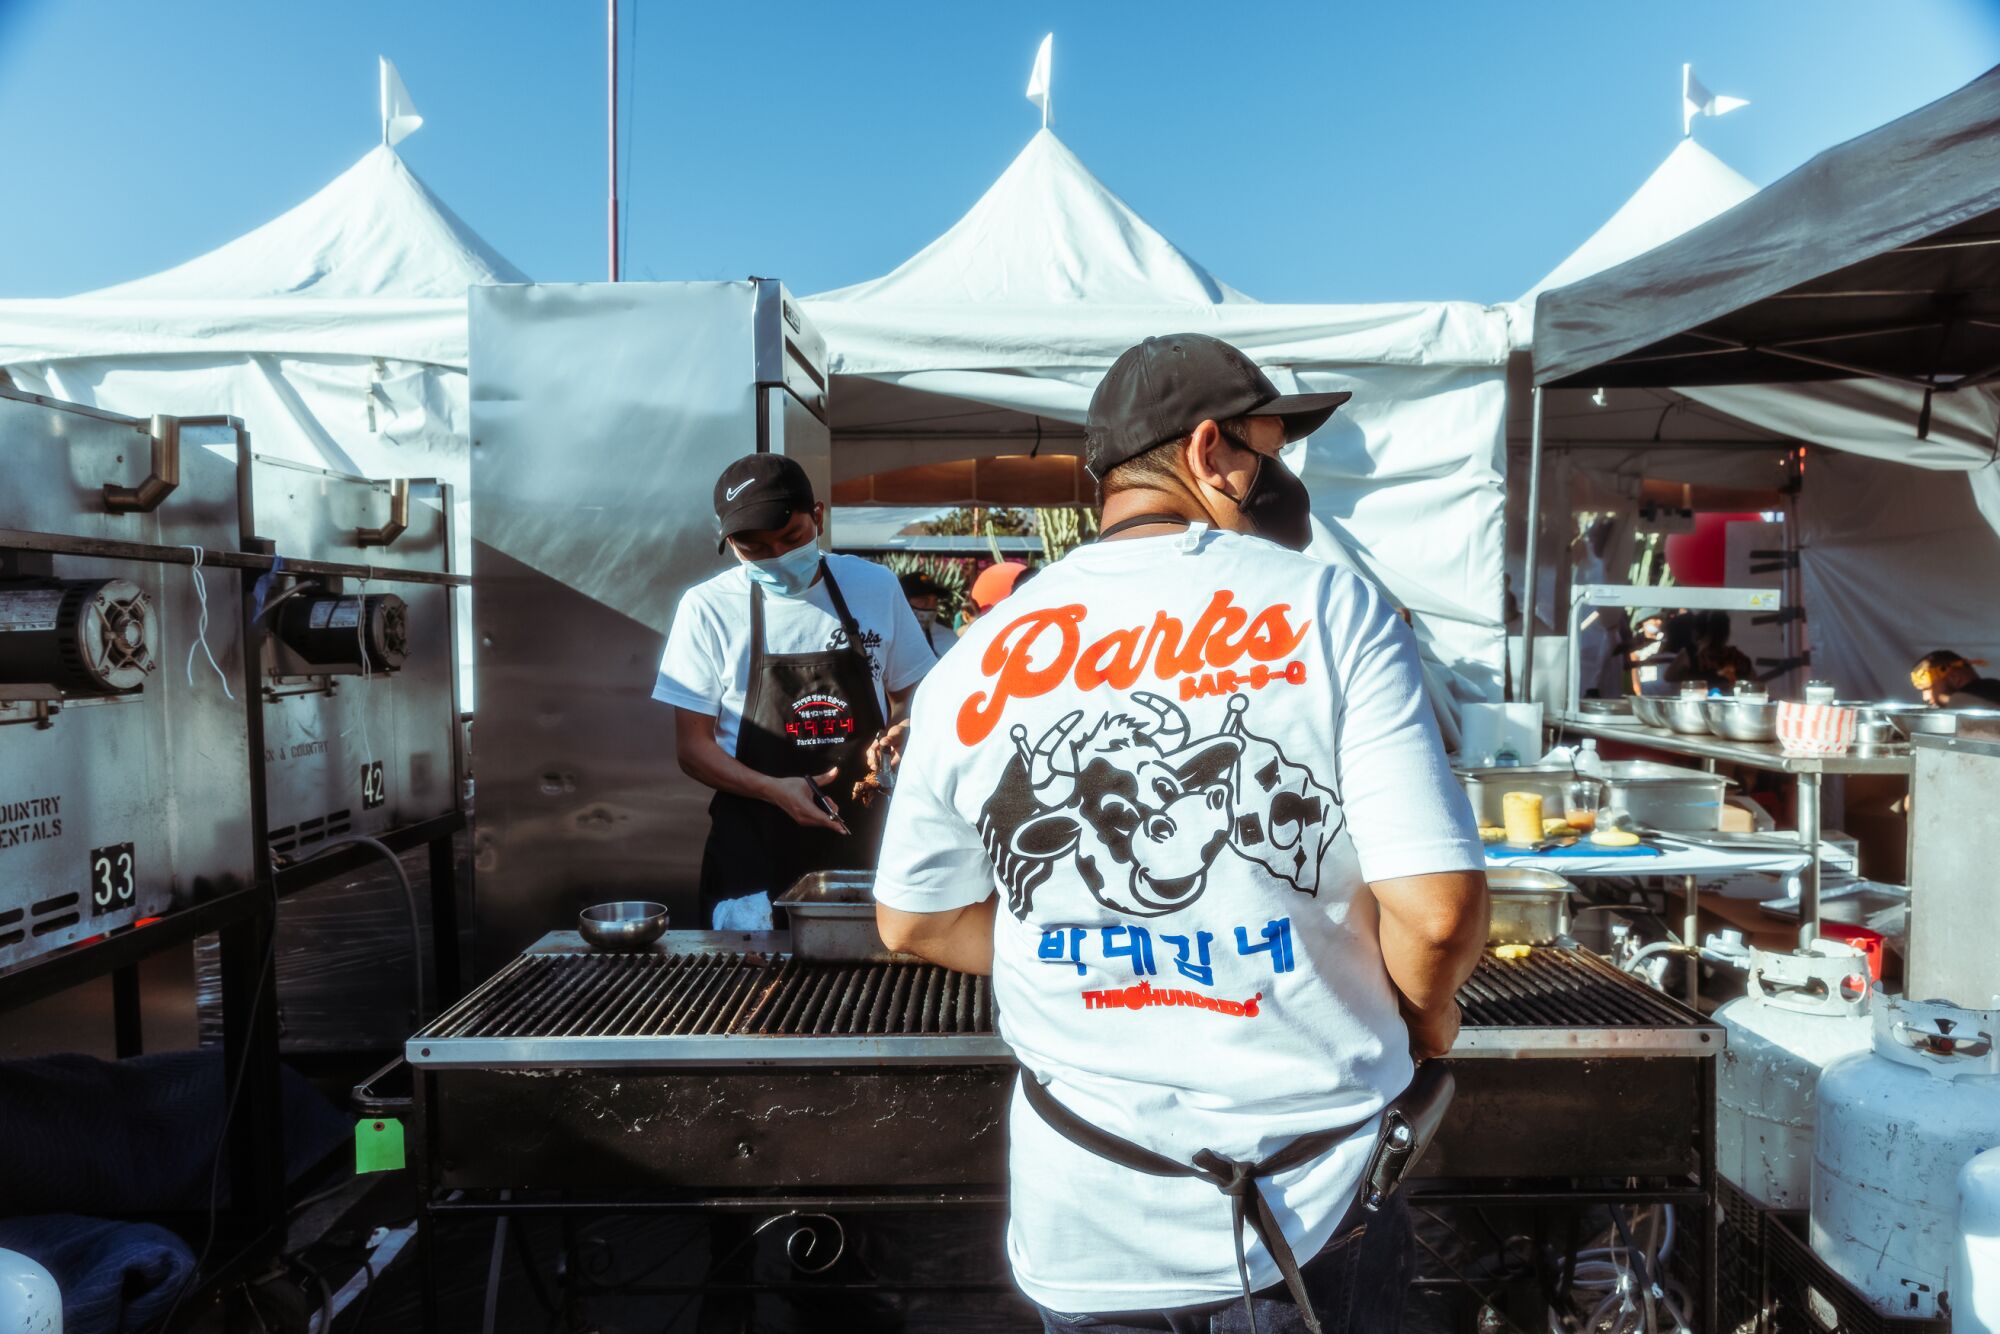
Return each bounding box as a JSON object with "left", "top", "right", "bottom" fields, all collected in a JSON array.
[{"left": 977, "top": 692, "right": 1340, "bottom": 919}]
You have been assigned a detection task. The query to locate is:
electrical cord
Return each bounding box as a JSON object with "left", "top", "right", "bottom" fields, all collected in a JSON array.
[
  {"left": 296, "top": 835, "right": 426, "bottom": 1024},
  {"left": 155, "top": 878, "right": 282, "bottom": 1331},
  {"left": 254, "top": 578, "right": 324, "bottom": 624},
  {"left": 286, "top": 1251, "right": 336, "bottom": 1334}
]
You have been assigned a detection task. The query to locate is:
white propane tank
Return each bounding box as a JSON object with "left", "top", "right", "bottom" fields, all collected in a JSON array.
[
  {"left": 1960, "top": 1146, "right": 2000, "bottom": 1334},
  {"left": 0, "top": 1247, "right": 59, "bottom": 1333},
  {"left": 1716, "top": 941, "right": 1873, "bottom": 1210},
  {"left": 1812, "top": 989, "right": 2000, "bottom": 1320}
]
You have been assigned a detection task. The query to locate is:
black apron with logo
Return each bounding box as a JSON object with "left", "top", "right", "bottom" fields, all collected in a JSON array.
[{"left": 697, "top": 562, "right": 888, "bottom": 923}]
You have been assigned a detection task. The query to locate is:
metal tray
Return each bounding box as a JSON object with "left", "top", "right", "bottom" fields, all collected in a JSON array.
[{"left": 773, "top": 870, "right": 921, "bottom": 963}]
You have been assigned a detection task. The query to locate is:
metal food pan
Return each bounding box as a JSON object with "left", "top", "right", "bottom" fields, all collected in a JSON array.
[
  {"left": 1486, "top": 867, "right": 1575, "bottom": 944},
  {"left": 1458, "top": 761, "right": 1731, "bottom": 832},
  {"left": 774, "top": 870, "right": 920, "bottom": 963}
]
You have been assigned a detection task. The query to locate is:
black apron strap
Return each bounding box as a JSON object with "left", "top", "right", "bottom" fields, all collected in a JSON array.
[
  {"left": 816, "top": 562, "right": 871, "bottom": 671},
  {"left": 1018, "top": 1071, "right": 1366, "bottom": 1334},
  {"left": 1096, "top": 512, "right": 1193, "bottom": 542}
]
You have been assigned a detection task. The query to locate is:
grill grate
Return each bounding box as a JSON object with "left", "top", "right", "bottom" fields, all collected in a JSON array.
[
  {"left": 1457, "top": 946, "right": 1700, "bottom": 1029},
  {"left": 416, "top": 943, "right": 1697, "bottom": 1048},
  {"left": 421, "top": 952, "right": 996, "bottom": 1041}
]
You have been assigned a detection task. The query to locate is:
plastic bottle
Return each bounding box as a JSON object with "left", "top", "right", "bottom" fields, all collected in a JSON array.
[{"left": 1574, "top": 738, "right": 1604, "bottom": 778}]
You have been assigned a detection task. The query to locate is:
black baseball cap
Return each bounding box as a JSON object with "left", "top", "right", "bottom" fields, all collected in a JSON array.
[
  {"left": 1084, "top": 334, "right": 1352, "bottom": 479},
  {"left": 714, "top": 453, "right": 815, "bottom": 552}
]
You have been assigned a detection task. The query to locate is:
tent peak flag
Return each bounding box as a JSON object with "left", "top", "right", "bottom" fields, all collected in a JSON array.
[
  {"left": 1026, "top": 34, "right": 1053, "bottom": 129},
  {"left": 380, "top": 55, "right": 423, "bottom": 147}
]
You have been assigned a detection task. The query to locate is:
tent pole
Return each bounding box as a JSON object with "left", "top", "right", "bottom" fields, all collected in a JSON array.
[
  {"left": 1518, "top": 386, "right": 1546, "bottom": 704},
  {"left": 608, "top": 0, "right": 620, "bottom": 283}
]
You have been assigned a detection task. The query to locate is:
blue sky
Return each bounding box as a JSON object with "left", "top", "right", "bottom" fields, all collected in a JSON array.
[{"left": 2, "top": 1, "right": 1996, "bottom": 304}]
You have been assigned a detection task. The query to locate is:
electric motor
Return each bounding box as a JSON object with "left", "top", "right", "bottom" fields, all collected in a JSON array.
[
  {"left": 273, "top": 593, "right": 408, "bottom": 672},
  {"left": 0, "top": 578, "right": 155, "bottom": 693}
]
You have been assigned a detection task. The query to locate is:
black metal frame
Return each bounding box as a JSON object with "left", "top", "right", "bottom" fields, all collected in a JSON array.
[
  {"left": 1404, "top": 1054, "right": 1719, "bottom": 1333},
  {"left": 0, "top": 552, "right": 289, "bottom": 1329},
  {"left": 391, "top": 1047, "right": 1721, "bottom": 1332}
]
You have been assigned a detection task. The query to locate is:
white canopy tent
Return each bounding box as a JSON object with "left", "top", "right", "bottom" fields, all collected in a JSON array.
[
  {"left": 1509, "top": 106, "right": 2000, "bottom": 702},
  {"left": 805, "top": 129, "right": 1516, "bottom": 732},
  {"left": 0, "top": 127, "right": 523, "bottom": 698}
]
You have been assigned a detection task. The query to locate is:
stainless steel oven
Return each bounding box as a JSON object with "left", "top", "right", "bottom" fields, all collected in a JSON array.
[{"left": 0, "top": 390, "right": 256, "bottom": 971}]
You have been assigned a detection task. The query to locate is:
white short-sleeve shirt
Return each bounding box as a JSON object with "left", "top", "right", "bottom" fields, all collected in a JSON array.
[
  {"left": 653, "top": 554, "right": 936, "bottom": 753},
  {"left": 874, "top": 526, "right": 1482, "bottom": 1314}
]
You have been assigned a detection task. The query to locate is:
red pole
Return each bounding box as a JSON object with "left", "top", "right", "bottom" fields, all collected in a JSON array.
[{"left": 608, "top": 0, "right": 620, "bottom": 282}]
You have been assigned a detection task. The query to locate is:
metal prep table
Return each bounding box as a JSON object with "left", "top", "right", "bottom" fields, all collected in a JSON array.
[
  {"left": 1550, "top": 713, "right": 1912, "bottom": 950},
  {"left": 390, "top": 930, "right": 1723, "bottom": 1331}
]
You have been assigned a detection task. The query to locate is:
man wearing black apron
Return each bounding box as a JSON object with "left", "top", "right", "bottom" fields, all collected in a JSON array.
[
  {"left": 657, "top": 453, "right": 938, "bottom": 1331},
  {"left": 872, "top": 336, "right": 1489, "bottom": 1334},
  {"left": 656, "top": 453, "right": 934, "bottom": 928}
]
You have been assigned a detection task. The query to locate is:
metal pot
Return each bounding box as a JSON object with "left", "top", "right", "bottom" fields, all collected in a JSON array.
[
  {"left": 1630, "top": 695, "right": 1670, "bottom": 729},
  {"left": 1704, "top": 696, "right": 1780, "bottom": 743},
  {"left": 1486, "top": 867, "right": 1574, "bottom": 944},
  {"left": 1655, "top": 694, "right": 1715, "bottom": 735}
]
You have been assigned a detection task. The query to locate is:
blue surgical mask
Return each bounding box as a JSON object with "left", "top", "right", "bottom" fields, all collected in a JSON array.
[{"left": 745, "top": 541, "right": 823, "bottom": 598}]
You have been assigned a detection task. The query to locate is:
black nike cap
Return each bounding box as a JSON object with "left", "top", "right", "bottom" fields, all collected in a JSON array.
[
  {"left": 714, "top": 453, "right": 815, "bottom": 552},
  {"left": 1084, "top": 334, "right": 1352, "bottom": 479}
]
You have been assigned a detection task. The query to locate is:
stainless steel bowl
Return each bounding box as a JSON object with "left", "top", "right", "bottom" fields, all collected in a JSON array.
[
  {"left": 578, "top": 900, "right": 669, "bottom": 952},
  {"left": 1703, "top": 696, "right": 1779, "bottom": 743},
  {"left": 1630, "top": 695, "right": 1670, "bottom": 729},
  {"left": 1656, "top": 694, "right": 1715, "bottom": 735},
  {"left": 1576, "top": 697, "right": 1637, "bottom": 724}
]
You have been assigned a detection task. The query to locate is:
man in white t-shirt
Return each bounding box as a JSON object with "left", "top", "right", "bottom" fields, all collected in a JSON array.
[
  {"left": 874, "top": 335, "right": 1489, "bottom": 1334},
  {"left": 655, "top": 453, "right": 935, "bottom": 928}
]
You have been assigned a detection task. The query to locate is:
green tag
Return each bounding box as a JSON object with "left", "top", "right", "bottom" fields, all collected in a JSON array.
[{"left": 355, "top": 1117, "right": 406, "bottom": 1174}]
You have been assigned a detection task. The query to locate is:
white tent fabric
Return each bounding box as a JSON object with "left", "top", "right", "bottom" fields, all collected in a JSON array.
[
  {"left": 1520, "top": 139, "right": 1757, "bottom": 304},
  {"left": 89, "top": 145, "right": 524, "bottom": 301},
  {"left": 816, "top": 130, "right": 1251, "bottom": 307},
  {"left": 0, "top": 143, "right": 519, "bottom": 700},
  {"left": 806, "top": 131, "right": 1516, "bottom": 729}
]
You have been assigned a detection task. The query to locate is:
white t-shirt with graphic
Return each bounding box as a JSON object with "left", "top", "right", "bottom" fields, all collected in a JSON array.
[
  {"left": 654, "top": 554, "right": 937, "bottom": 755},
  {"left": 874, "top": 525, "right": 1482, "bottom": 1314}
]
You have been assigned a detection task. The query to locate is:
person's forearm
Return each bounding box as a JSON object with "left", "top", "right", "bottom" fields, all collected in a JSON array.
[
  {"left": 1373, "top": 872, "right": 1489, "bottom": 1019},
  {"left": 878, "top": 898, "right": 997, "bottom": 975},
  {"left": 678, "top": 729, "right": 779, "bottom": 804}
]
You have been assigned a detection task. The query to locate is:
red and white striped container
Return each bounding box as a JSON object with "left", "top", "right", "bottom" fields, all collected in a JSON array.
[{"left": 1777, "top": 701, "right": 1856, "bottom": 757}]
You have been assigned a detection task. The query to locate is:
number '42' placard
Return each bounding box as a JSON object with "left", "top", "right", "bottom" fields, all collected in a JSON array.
[{"left": 361, "top": 761, "right": 386, "bottom": 810}]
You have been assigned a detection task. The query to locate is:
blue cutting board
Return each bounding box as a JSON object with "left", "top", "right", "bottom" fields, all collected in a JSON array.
[{"left": 1488, "top": 840, "right": 1663, "bottom": 859}]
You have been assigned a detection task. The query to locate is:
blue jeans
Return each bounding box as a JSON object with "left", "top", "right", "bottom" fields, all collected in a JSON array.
[{"left": 1034, "top": 1193, "right": 1413, "bottom": 1334}]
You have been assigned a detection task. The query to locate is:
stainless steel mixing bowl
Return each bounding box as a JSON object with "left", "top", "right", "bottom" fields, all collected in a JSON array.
[
  {"left": 1630, "top": 695, "right": 1670, "bottom": 729},
  {"left": 579, "top": 901, "right": 670, "bottom": 952},
  {"left": 1703, "top": 696, "right": 1779, "bottom": 743},
  {"left": 1656, "top": 694, "right": 1715, "bottom": 735}
]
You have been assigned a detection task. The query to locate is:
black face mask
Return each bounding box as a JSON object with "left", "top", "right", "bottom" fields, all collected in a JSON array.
[{"left": 1235, "top": 448, "right": 1314, "bottom": 551}]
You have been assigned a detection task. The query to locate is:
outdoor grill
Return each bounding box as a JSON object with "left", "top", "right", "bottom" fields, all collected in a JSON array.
[
  {"left": 399, "top": 933, "right": 1717, "bottom": 1191},
  {"left": 389, "top": 932, "right": 1722, "bottom": 1329}
]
